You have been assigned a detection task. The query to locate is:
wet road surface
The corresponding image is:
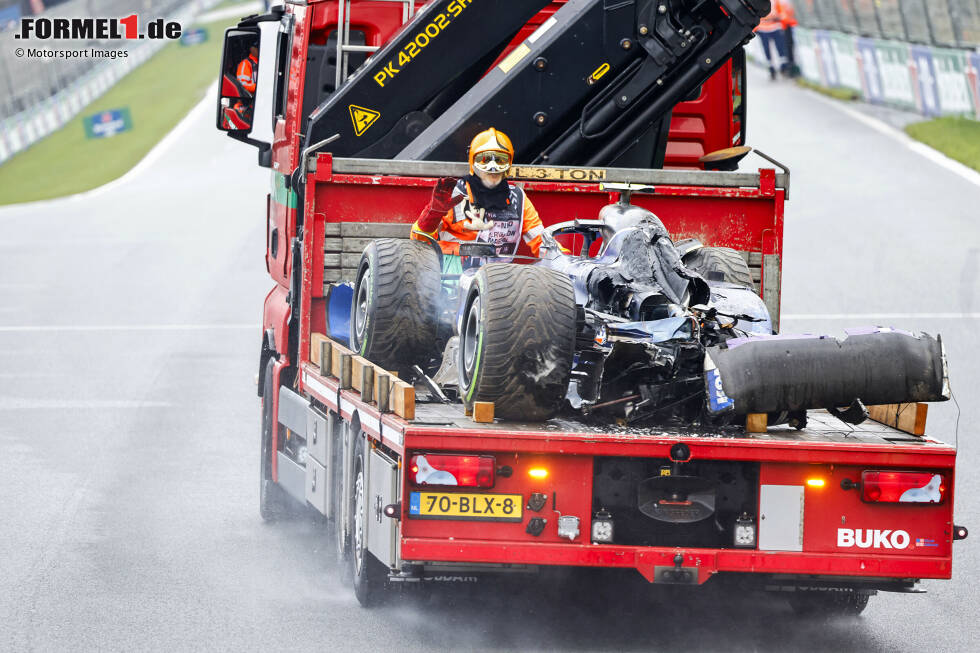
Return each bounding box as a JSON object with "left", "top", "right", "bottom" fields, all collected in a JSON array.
[{"left": 0, "top": 66, "right": 977, "bottom": 651}]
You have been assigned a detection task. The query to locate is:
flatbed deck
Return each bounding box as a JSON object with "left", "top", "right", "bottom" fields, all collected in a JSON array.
[{"left": 410, "top": 402, "right": 948, "bottom": 448}]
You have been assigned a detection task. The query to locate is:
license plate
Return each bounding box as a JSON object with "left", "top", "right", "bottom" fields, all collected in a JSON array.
[{"left": 408, "top": 492, "right": 523, "bottom": 522}]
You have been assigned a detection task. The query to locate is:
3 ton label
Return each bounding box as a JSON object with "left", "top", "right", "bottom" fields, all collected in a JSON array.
[{"left": 837, "top": 528, "right": 911, "bottom": 549}]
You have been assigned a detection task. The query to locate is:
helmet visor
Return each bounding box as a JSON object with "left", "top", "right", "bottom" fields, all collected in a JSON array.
[{"left": 473, "top": 150, "right": 512, "bottom": 173}]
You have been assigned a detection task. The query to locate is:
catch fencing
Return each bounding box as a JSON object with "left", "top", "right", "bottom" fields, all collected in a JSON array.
[
  {"left": 748, "top": 1, "right": 980, "bottom": 119},
  {"left": 794, "top": 0, "right": 980, "bottom": 50}
]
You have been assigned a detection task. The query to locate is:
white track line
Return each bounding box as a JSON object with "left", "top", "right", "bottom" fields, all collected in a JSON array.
[
  {"left": 0, "top": 324, "right": 260, "bottom": 332},
  {"left": 783, "top": 313, "right": 980, "bottom": 320},
  {"left": 806, "top": 91, "right": 980, "bottom": 188}
]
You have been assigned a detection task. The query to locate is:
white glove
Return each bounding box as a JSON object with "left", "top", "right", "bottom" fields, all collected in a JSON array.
[{"left": 463, "top": 206, "right": 494, "bottom": 231}]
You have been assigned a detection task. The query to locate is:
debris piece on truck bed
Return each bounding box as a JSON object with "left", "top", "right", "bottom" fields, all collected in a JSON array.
[{"left": 706, "top": 329, "right": 949, "bottom": 416}]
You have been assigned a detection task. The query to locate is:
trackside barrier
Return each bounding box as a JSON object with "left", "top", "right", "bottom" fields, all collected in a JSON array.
[
  {"left": 794, "top": 0, "right": 980, "bottom": 50},
  {"left": 748, "top": 27, "right": 980, "bottom": 120}
]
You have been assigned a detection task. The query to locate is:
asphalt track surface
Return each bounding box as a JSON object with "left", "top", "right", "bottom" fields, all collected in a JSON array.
[{"left": 1, "top": 66, "right": 977, "bottom": 652}]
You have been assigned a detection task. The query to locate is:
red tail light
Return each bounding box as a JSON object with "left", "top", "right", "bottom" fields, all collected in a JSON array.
[
  {"left": 861, "top": 471, "right": 946, "bottom": 504},
  {"left": 409, "top": 454, "right": 495, "bottom": 488}
]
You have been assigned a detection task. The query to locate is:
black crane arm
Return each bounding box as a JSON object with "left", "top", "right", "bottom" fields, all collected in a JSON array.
[{"left": 303, "top": 0, "right": 770, "bottom": 168}]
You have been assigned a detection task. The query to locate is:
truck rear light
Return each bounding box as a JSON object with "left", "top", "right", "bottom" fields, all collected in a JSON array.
[
  {"left": 733, "top": 512, "right": 756, "bottom": 548},
  {"left": 591, "top": 510, "right": 614, "bottom": 543},
  {"left": 861, "top": 471, "right": 945, "bottom": 504},
  {"left": 409, "top": 454, "right": 495, "bottom": 488}
]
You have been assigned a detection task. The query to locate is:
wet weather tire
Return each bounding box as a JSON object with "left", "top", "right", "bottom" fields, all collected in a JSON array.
[
  {"left": 259, "top": 357, "right": 298, "bottom": 522},
  {"left": 458, "top": 264, "right": 576, "bottom": 421},
  {"left": 351, "top": 239, "right": 442, "bottom": 376},
  {"left": 683, "top": 246, "right": 754, "bottom": 290},
  {"left": 787, "top": 589, "right": 872, "bottom": 616},
  {"left": 349, "top": 436, "right": 389, "bottom": 607}
]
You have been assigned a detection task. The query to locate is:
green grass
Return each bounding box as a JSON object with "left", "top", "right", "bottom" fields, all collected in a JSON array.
[
  {"left": 795, "top": 78, "right": 860, "bottom": 102},
  {"left": 905, "top": 117, "right": 980, "bottom": 173},
  {"left": 213, "top": 0, "right": 260, "bottom": 10},
  {"left": 0, "top": 16, "right": 235, "bottom": 205}
]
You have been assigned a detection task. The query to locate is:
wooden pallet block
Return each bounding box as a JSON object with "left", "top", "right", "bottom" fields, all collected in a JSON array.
[
  {"left": 310, "top": 333, "right": 329, "bottom": 368},
  {"left": 746, "top": 413, "right": 768, "bottom": 433},
  {"left": 351, "top": 355, "right": 371, "bottom": 393},
  {"left": 868, "top": 403, "right": 928, "bottom": 436},
  {"left": 472, "top": 401, "right": 494, "bottom": 423},
  {"left": 308, "top": 334, "right": 414, "bottom": 419},
  {"left": 391, "top": 379, "right": 415, "bottom": 421}
]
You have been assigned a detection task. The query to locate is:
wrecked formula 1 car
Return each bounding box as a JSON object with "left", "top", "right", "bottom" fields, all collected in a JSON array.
[{"left": 344, "top": 195, "right": 949, "bottom": 426}]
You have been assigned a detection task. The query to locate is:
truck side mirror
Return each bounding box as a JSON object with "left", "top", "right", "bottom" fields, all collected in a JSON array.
[{"left": 217, "top": 28, "right": 261, "bottom": 133}]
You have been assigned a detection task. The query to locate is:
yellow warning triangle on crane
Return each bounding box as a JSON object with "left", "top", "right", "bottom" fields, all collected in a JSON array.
[{"left": 349, "top": 104, "right": 381, "bottom": 137}]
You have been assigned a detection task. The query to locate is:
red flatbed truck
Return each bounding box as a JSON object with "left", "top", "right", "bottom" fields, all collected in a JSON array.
[
  {"left": 222, "top": 0, "right": 967, "bottom": 610},
  {"left": 262, "top": 155, "right": 964, "bottom": 611}
]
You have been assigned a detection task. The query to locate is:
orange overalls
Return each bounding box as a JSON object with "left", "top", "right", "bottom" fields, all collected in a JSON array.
[
  {"left": 236, "top": 53, "right": 258, "bottom": 94},
  {"left": 411, "top": 178, "right": 546, "bottom": 258}
]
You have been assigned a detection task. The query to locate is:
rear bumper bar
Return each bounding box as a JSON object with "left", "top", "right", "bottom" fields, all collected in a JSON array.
[{"left": 401, "top": 538, "right": 952, "bottom": 584}]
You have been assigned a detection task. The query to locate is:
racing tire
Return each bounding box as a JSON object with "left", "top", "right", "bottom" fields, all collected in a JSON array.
[
  {"left": 349, "top": 433, "right": 389, "bottom": 607},
  {"left": 259, "top": 357, "right": 300, "bottom": 522},
  {"left": 683, "top": 246, "right": 755, "bottom": 290},
  {"left": 458, "top": 264, "right": 576, "bottom": 421},
  {"left": 786, "top": 589, "right": 872, "bottom": 616},
  {"left": 351, "top": 239, "right": 442, "bottom": 376}
]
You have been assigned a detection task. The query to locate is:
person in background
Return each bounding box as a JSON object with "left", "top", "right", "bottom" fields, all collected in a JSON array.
[
  {"left": 781, "top": 0, "right": 799, "bottom": 78},
  {"left": 236, "top": 44, "right": 259, "bottom": 95},
  {"left": 754, "top": 1, "right": 788, "bottom": 80}
]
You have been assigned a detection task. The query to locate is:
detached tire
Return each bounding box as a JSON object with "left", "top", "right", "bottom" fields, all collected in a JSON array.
[
  {"left": 349, "top": 434, "right": 388, "bottom": 607},
  {"left": 259, "top": 357, "right": 299, "bottom": 522},
  {"left": 787, "top": 589, "right": 872, "bottom": 616},
  {"left": 458, "top": 264, "right": 576, "bottom": 421},
  {"left": 351, "top": 239, "right": 441, "bottom": 376},
  {"left": 683, "top": 246, "right": 754, "bottom": 290}
]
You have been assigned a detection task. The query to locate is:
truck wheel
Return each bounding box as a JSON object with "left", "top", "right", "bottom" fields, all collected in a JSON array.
[
  {"left": 457, "top": 264, "right": 576, "bottom": 421},
  {"left": 259, "top": 357, "right": 298, "bottom": 522},
  {"left": 351, "top": 239, "right": 442, "bottom": 376},
  {"left": 787, "top": 589, "right": 872, "bottom": 616},
  {"left": 349, "top": 436, "right": 388, "bottom": 606},
  {"left": 683, "top": 246, "right": 754, "bottom": 290}
]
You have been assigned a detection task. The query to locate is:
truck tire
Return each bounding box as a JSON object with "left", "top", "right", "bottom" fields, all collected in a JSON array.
[
  {"left": 683, "top": 246, "right": 754, "bottom": 290},
  {"left": 458, "top": 264, "right": 576, "bottom": 421},
  {"left": 351, "top": 239, "right": 442, "bottom": 376},
  {"left": 349, "top": 433, "right": 388, "bottom": 606},
  {"left": 259, "top": 357, "right": 299, "bottom": 522},
  {"left": 787, "top": 589, "right": 872, "bottom": 616}
]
